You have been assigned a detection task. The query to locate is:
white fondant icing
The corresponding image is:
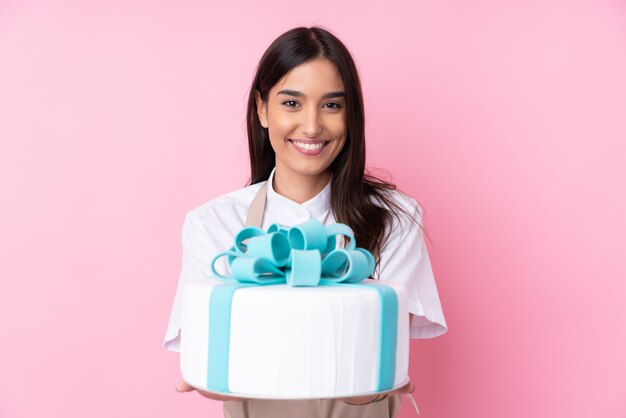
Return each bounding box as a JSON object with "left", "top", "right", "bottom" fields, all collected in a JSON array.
[
  {"left": 180, "top": 279, "right": 212, "bottom": 390},
  {"left": 180, "top": 278, "right": 410, "bottom": 399}
]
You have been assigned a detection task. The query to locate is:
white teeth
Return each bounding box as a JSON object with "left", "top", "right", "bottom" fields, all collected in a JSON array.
[{"left": 292, "top": 141, "right": 325, "bottom": 150}]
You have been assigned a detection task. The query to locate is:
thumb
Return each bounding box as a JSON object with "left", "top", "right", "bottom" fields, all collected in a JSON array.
[{"left": 176, "top": 380, "right": 195, "bottom": 393}]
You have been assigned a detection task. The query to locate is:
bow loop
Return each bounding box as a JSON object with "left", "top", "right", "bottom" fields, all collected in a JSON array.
[{"left": 210, "top": 219, "right": 373, "bottom": 287}]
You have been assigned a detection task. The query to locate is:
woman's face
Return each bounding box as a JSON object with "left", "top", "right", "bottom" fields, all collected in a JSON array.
[{"left": 256, "top": 58, "right": 347, "bottom": 184}]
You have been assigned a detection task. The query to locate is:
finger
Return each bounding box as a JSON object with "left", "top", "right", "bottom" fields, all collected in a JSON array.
[
  {"left": 400, "top": 382, "right": 414, "bottom": 393},
  {"left": 176, "top": 380, "right": 195, "bottom": 393}
]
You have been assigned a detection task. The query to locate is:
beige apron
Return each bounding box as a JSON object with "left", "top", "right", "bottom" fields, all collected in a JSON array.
[{"left": 222, "top": 182, "right": 403, "bottom": 418}]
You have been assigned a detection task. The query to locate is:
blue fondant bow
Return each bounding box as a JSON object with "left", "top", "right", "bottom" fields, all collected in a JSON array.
[{"left": 210, "top": 219, "right": 375, "bottom": 286}]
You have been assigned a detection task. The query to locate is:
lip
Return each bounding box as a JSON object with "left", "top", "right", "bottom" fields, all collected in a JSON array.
[{"left": 288, "top": 139, "right": 329, "bottom": 156}]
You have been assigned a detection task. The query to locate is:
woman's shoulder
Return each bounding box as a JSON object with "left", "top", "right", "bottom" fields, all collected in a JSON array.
[{"left": 372, "top": 187, "right": 425, "bottom": 224}]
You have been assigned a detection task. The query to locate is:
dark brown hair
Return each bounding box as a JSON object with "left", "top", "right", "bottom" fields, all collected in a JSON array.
[{"left": 245, "top": 26, "right": 425, "bottom": 277}]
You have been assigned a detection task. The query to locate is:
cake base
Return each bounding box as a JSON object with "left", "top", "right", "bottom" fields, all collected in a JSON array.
[{"left": 183, "top": 377, "right": 412, "bottom": 401}]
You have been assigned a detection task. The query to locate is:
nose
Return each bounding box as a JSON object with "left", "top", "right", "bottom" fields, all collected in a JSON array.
[{"left": 300, "top": 107, "right": 323, "bottom": 138}]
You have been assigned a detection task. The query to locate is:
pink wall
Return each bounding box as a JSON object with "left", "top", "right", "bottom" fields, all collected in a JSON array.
[{"left": 1, "top": 1, "right": 625, "bottom": 417}]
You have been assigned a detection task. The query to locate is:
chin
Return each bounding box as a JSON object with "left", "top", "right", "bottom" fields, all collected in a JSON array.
[{"left": 287, "top": 165, "right": 330, "bottom": 178}]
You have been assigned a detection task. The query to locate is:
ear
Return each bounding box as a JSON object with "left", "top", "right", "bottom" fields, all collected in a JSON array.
[{"left": 255, "top": 90, "right": 268, "bottom": 129}]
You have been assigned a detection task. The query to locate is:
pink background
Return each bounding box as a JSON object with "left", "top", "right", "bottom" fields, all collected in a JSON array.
[{"left": 1, "top": 1, "right": 625, "bottom": 417}]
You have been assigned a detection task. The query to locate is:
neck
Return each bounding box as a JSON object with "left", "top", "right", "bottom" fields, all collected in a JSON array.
[{"left": 273, "top": 169, "right": 331, "bottom": 204}]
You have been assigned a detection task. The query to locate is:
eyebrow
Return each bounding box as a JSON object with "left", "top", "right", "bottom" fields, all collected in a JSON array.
[{"left": 276, "top": 89, "right": 345, "bottom": 99}]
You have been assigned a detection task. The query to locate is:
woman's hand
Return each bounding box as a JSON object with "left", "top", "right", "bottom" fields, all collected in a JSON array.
[
  {"left": 175, "top": 380, "right": 248, "bottom": 402},
  {"left": 335, "top": 381, "right": 415, "bottom": 405}
]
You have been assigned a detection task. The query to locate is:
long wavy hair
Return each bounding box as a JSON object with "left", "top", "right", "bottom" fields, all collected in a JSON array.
[{"left": 245, "top": 26, "right": 425, "bottom": 277}]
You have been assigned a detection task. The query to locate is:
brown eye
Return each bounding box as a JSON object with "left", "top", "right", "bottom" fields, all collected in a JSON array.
[
  {"left": 324, "top": 102, "right": 342, "bottom": 110},
  {"left": 282, "top": 100, "right": 299, "bottom": 108}
]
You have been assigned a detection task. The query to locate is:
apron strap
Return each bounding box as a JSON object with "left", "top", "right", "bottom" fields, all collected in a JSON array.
[
  {"left": 245, "top": 182, "right": 268, "bottom": 228},
  {"left": 404, "top": 392, "right": 421, "bottom": 415}
]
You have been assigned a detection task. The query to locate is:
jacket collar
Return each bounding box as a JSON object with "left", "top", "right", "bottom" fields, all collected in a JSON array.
[{"left": 265, "top": 167, "right": 332, "bottom": 220}]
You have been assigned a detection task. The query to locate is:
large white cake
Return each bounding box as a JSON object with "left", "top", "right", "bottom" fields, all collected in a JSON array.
[{"left": 180, "top": 277, "right": 410, "bottom": 399}]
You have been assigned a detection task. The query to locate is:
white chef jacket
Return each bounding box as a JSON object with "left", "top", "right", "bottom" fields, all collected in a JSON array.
[{"left": 163, "top": 167, "right": 447, "bottom": 352}]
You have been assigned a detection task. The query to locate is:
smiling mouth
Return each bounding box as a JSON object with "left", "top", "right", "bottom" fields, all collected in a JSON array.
[
  {"left": 288, "top": 139, "right": 330, "bottom": 151},
  {"left": 287, "top": 139, "right": 330, "bottom": 156}
]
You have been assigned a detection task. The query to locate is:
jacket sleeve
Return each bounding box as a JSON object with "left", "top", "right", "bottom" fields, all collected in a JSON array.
[
  {"left": 163, "top": 211, "right": 229, "bottom": 352},
  {"left": 376, "top": 197, "right": 448, "bottom": 339}
]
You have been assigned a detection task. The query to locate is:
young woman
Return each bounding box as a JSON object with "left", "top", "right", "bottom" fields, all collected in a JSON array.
[{"left": 164, "top": 26, "right": 447, "bottom": 418}]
